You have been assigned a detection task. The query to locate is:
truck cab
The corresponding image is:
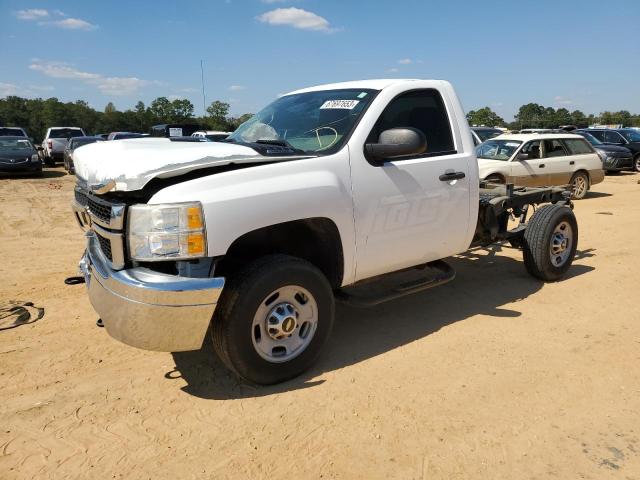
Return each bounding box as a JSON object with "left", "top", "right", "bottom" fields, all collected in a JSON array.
[{"left": 72, "top": 79, "right": 577, "bottom": 385}]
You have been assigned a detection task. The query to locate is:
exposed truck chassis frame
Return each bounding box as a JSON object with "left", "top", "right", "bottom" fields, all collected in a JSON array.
[{"left": 473, "top": 182, "right": 573, "bottom": 247}]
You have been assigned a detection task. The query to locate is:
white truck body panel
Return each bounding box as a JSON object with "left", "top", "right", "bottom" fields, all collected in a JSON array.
[
  {"left": 73, "top": 137, "right": 311, "bottom": 192},
  {"left": 150, "top": 149, "right": 359, "bottom": 285}
]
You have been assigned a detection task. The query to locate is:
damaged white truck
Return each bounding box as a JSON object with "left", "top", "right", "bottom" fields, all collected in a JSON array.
[{"left": 72, "top": 79, "right": 578, "bottom": 384}]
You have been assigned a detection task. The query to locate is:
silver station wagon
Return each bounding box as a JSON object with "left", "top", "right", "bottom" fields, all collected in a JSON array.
[{"left": 476, "top": 133, "right": 605, "bottom": 199}]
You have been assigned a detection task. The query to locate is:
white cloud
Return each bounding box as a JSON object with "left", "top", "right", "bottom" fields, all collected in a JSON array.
[
  {"left": 15, "top": 9, "right": 97, "bottom": 30},
  {"left": 0, "top": 82, "right": 54, "bottom": 98},
  {"left": 398, "top": 58, "right": 412, "bottom": 65},
  {"left": 554, "top": 96, "right": 574, "bottom": 106},
  {"left": 50, "top": 18, "right": 97, "bottom": 30},
  {"left": 386, "top": 68, "right": 399, "bottom": 73},
  {"left": 179, "top": 87, "right": 199, "bottom": 93},
  {"left": 261, "top": 0, "right": 289, "bottom": 3},
  {"left": 15, "top": 9, "right": 49, "bottom": 20},
  {"left": 229, "top": 85, "right": 246, "bottom": 91},
  {"left": 257, "top": 7, "right": 335, "bottom": 32},
  {"left": 29, "top": 60, "right": 149, "bottom": 96}
]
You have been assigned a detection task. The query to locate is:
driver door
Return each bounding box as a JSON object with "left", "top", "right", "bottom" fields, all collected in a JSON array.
[
  {"left": 349, "top": 89, "right": 472, "bottom": 281},
  {"left": 510, "top": 140, "right": 548, "bottom": 186}
]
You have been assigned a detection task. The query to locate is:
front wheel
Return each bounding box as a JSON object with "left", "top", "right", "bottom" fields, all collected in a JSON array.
[
  {"left": 522, "top": 204, "right": 578, "bottom": 282},
  {"left": 211, "top": 255, "right": 335, "bottom": 385},
  {"left": 634, "top": 155, "right": 640, "bottom": 172}
]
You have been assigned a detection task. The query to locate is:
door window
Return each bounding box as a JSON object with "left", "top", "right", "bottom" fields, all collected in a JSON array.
[
  {"left": 563, "top": 138, "right": 593, "bottom": 155},
  {"left": 588, "top": 130, "right": 605, "bottom": 142},
  {"left": 604, "top": 131, "right": 625, "bottom": 144},
  {"left": 543, "top": 139, "right": 568, "bottom": 157},
  {"left": 520, "top": 140, "right": 541, "bottom": 159},
  {"left": 367, "top": 89, "right": 455, "bottom": 157}
]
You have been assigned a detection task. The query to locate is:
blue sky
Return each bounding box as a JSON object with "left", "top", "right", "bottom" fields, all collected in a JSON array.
[{"left": 1, "top": 0, "right": 639, "bottom": 120}]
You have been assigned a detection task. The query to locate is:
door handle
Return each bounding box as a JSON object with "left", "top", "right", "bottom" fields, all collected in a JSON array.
[
  {"left": 539, "top": 164, "right": 545, "bottom": 168},
  {"left": 570, "top": 160, "right": 575, "bottom": 165},
  {"left": 439, "top": 171, "right": 466, "bottom": 181}
]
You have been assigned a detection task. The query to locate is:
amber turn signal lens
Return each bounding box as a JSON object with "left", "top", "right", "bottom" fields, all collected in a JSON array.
[
  {"left": 186, "top": 207, "right": 203, "bottom": 230},
  {"left": 187, "top": 233, "right": 205, "bottom": 255}
]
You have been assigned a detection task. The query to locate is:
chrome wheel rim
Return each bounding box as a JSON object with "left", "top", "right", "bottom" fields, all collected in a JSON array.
[
  {"left": 549, "top": 221, "right": 573, "bottom": 266},
  {"left": 636, "top": 157, "right": 640, "bottom": 171},
  {"left": 251, "top": 285, "right": 318, "bottom": 363},
  {"left": 571, "top": 175, "right": 587, "bottom": 198}
]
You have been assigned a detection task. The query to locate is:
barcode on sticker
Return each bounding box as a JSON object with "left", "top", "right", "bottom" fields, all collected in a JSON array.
[{"left": 320, "top": 100, "right": 360, "bottom": 110}]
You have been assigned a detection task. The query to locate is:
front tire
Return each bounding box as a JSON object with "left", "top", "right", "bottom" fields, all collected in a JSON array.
[
  {"left": 212, "top": 255, "right": 335, "bottom": 385},
  {"left": 569, "top": 171, "right": 589, "bottom": 199},
  {"left": 634, "top": 154, "right": 640, "bottom": 172},
  {"left": 522, "top": 204, "right": 578, "bottom": 282}
]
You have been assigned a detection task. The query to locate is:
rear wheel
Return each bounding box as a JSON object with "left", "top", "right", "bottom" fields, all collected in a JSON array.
[
  {"left": 634, "top": 154, "right": 640, "bottom": 172},
  {"left": 522, "top": 204, "right": 578, "bottom": 281},
  {"left": 484, "top": 174, "right": 505, "bottom": 184},
  {"left": 569, "top": 172, "right": 589, "bottom": 199},
  {"left": 211, "top": 255, "right": 335, "bottom": 385}
]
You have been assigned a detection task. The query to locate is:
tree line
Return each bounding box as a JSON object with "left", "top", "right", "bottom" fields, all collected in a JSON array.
[
  {"left": 467, "top": 104, "right": 640, "bottom": 130},
  {"left": 2, "top": 94, "right": 640, "bottom": 142},
  {"left": 0, "top": 96, "right": 253, "bottom": 142}
]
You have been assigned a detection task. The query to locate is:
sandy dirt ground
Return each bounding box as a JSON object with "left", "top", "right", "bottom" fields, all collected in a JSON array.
[{"left": 0, "top": 167, "right": 639, "bottom": 480}]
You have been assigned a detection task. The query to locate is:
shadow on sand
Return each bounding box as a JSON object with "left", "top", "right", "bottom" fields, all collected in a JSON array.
[{"left": 169, "top": 245, "right": 595, "bottom": 399}]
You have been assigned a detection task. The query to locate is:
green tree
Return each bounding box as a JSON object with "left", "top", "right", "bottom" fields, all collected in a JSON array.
[
  {"left": 149, "top": 97, "right": 173, "bottom": 122},
  {"left": 466, "top": 107, "right": 504, "bottom": 127},
  {"left": 171, "top": 99, "right": 194, "bottom": 122},
  {"left": 514, "top": 103, "right": 545, "bottom": 129}
]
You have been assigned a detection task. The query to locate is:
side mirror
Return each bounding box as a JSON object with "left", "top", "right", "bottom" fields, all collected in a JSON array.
[
  {"left": 365, "top": 127, "right": 427, "bottom": 162},
  {"left": 516, "top": 153, "right": 529, "bottom": 161}
]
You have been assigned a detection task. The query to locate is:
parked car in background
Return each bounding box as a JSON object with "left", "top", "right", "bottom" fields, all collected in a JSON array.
[
  {"left": 95, "top": 133, "right": 109, "bottom": 140},
  {"left": 107, "top": 132, "right": 146, "bottom": 141},
  {"left": 573, "top": 131, "right": 634, "bottom": 173},
  {"left": 470, "top": 127, "right": 503, "bottom": 146},
  {"left": 0, "top": 127, "right": 28, "bottom": 137},
  {"left": 150, "top": 124, "right": 202, "bottom": 138},
  {"left": 0, "top": 136, "right": 42, "bottom": 175},
  {"left": 191, "top": 130, "right": 232, "bottom": 142},
  {"left": 476, "top": 133, "right": 604, "bottom": 199},
  {"left": 41, "top": 127, "right": 86, "bottom": 166},
  {"left": 576, "top": 128, "right": 640, "bottom": 172},
  {"left": 64, "top": 136, "right": 104, "bottom": 174}
]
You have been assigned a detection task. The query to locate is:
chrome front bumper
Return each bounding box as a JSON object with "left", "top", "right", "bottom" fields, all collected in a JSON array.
[{"left": 79, "top": 232, "right": 224, "bottom": 352}]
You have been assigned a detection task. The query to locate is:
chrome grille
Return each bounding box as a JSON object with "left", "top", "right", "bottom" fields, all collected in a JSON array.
[{"left": 95, "top": 231, "right": 113, "bottom": 262}]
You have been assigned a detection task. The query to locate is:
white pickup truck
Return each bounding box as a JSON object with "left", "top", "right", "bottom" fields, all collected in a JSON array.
[
  {"left": 41, "top": 127, "right": 86, "bottom": 166},
  {"left": 72, "top": 79, "right": 578, "bottom": 384}
]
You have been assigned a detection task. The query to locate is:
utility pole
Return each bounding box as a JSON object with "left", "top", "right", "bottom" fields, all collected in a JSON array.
[{"left": 200, "top": 59, "right": 206, "bottom": 116}]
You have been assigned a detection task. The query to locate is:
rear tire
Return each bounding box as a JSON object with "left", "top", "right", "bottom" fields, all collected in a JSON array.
[
  {"left": 634, "top": 154, "right": 640, "bottom": 172},
  {"left": 569, "top": 172, "right": 589, "bottom": 199},
  {"left": 522, "top": 204, "right": 578, "bottom": 282},
  {"left": 485, "top": 174, "right": 505, "bottom": 184},
  {"left": 211, "top": 255, "right": 335, "bottom": 385}
]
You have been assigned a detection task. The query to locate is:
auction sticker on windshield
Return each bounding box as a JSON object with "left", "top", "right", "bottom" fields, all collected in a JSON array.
[{"left": 320, "top": 100, "right": 360, "bottom": 110}]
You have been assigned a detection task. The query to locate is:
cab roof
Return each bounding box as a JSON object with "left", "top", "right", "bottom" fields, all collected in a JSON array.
[{"left": 286, "top": 78, "right": 433, "bottom": 95}]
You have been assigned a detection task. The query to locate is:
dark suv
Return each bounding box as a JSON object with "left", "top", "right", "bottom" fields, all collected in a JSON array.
[{"left": 576, "top": 128, "right": 640, "bottom": 172}]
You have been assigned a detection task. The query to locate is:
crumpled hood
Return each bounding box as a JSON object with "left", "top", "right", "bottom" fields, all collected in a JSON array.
[
  {"left": 73, "top": 138, "right": 283, "bottom": 192},
  {"left": 594, "top": 144, "right": 632, "bottom": 154}
]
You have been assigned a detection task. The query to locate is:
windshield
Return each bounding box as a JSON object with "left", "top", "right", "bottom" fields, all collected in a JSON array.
[
  {"left": 0, "top": 128, "right": 26, "bottom": 137},
  {"left": 474, "top": 129, "right": 502, "bottom": 141},
  {"left": 476, "top": 139, "right": 522, "bottom": 160},
  {"left": 620, "top": 129, "right": 640, "bottom": 142},
  {"left": 227, "top": 89, "right": 377, "bottom": 155},
  {"left": 50, "top": 128, "right": 83, "bottom": 139},
  {"left": 72, "top": 138, "right": 102, "bottom": 148},
  {"left": 578, "top": 132, "right": 602, "bottom": 145},
  {"left": 0, "top": 138, "right": 33, "bottom": 151}
]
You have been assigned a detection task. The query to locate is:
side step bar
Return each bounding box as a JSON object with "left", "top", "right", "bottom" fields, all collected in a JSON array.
[{"left": 336, "top": 260, "right": 456, "bottom": 308}]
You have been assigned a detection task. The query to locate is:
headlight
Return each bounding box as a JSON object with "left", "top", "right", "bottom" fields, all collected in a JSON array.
[
  {"left": 128, "top": 202, "right": 207, "bottom": 261},
  {"left": 31, "top": 154, "right": 39, "bottom": 162}
]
